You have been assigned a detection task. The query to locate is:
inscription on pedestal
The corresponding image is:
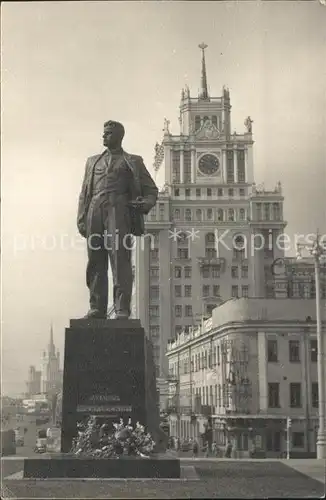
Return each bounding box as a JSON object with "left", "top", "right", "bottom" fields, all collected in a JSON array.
[{"left": 60, "top": 319, "right": 147, "bottom": 452}]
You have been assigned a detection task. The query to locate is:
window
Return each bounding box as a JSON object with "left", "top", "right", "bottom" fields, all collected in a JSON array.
[
  {"left": 207, "top": 188, "right": 212, "bottom": 197},
  {"left": 150, "top": 267, "right": 159, "bottom": 278},
  {"left": 231, "top": 285, "right": 238, "bottom": 298},
  {"left": 237, "top": 150, "right": 245, "bottom": 183},
  {"left": 150, "top": 248, "right": 159, "bottom": 260},
  {"left": 290, "top": 383, "right": 302, "bottom": 408},
  {"left": 231, "top": 266, "right": 238, "bottom": 278},
  {"left": 175, "top": 305, "right": 182, "bottom": 317},
  {"left": 289, "top": 340, "right": 300, "bottom": 362},
  {"left": 268, "top": 383, "right": 280, "bottom": 408},
  {"left": 150, "top": 286, "right": 159, "bottom": 298},
  {"left": 256, "top": 203, "right": 262, "bottom": 220},
  {"left": 172, "top": 151, "right": 180, "bottom": 183},
  {"left": 174, "top": 209, "right": 180, "bottom": 220},
  {"left": 185, "top": 189, "right": 190, "bottom": 198},
  {"left": 196, "top": 188, "right": 201, "bottom": 198},
  {"left": 184, "top": 151, "right": 191, "bottom": 183},
  {"left": 185, "top": 209, "right": 192, "bottom": 221},
  {"left": 239, "top": 208, "right": 245, "bottom": 221},
  {"left": 212, "top": 266, "right": 220, "bottom": 278},
  {"left": 195, "top": 115, "right": 201, "bottom": 130},
  {"left": 206, "top": 304, "right": 215, "bottom": 316},
  {"left": 174, "top": 266, "right": 182, "bottom": 278},
  {"left": 207, "top": 208, "right": 213, "bottom": 220},
  {"left": 267, "top": 339, "right": 278, "bottom": 362},
  {"left": 196, "top": 209, "right": 202, "bottom": 221},
  {"left": 174, "top": 188, "right": 180, "bottom": 196},
  {"left": 185, "top": 305, "right": 193, "bottom": 317},
  {"left": 273, "top": 203, "right": 281, "bottom": 221},
  {"left": 239, "top": 188, "right": 245, "bottom": 197},
  {"left": 266, "top": 431, "right": 281, "bottom": 452},
  {"left": 217, "top": 188, "right": 223, "bottom": 197},
  {"left": 206, "top": 248, "right": 217, "bottom": 259},
  {"left": 184, "top": 285, "right": 192, "bottom": 297},
  {"left": 241, "top": 266, "right": 248, "bottom": 278},
  {"left": 177, "top": 248, "right": 189, "bottom": 259},
  {"left": 241, "top": 286, "right": 249, "bottom": 298},
  {"left": 213, "top": 285, "right": 220, "bottom": 297},
  {"left": 264, "top": 203, "right": 270, "bottom": 221},
  {"left": 149, "top": 306, "right": 159, "bottom": 317},
  {"left": 228, "top": 188, "right": 234, "bottom": 197},
  {"left": 202, "top": 266, "right": 210, "bottom": 278},
  {"left": 150, "top": 325, "right": 159, "bottom": 338},
  {"left": 312, "top": 382, "right": 318, "bottom": 408},
  {"left": 212, "top": 116, "right": 217, "bottom": 127},
  {"left": 310, "top": 340, "right": 317, "bottom": 362},
  {"left": 228, "top": 208, "right": 235, "bottom": 221},
  {"left": 227, "top": 151, "right": 234, "bottom": 183},
  {"left": 175, "top": 285, "right": 182, "bottom": 297},
  {"left": 292, "top": 432, "right": 304, "bottom": 448},
  {"left": 217, "top": 209, "right": 224, "bottom": 221},
  {"left": 206, "top": 232, "right": 215, "bottom": 244},
  {"left": 184, "top": 266, "right": 192, "bottom": 278},
  {"left": 175, "top": 325, "right": 182, "bottom": 336},
  {"left": 150, "top": 206, "right": 156, "bottom": 220},
  {"left": 159, "top": 203, "right": 165, "bottom": 220},
  {"left": 203, "top": 285, "right": 210, "bottom": 297}
]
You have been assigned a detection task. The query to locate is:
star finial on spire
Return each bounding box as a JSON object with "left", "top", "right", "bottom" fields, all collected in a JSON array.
[{"left": 198, "top": 43, "right": 209, "bottom": 100}]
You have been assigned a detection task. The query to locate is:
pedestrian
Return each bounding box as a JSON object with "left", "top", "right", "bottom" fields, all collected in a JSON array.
[
  {"left": 192, "top": 440, "right": 199, "bottom": 458},
  {"left": 212, "top": 441, "right": 217, "bottom": 456}
]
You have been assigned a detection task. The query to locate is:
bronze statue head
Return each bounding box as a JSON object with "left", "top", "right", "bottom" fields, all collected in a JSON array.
[{"left": 103, "top": 120, "right": 125, "bottom": 150}]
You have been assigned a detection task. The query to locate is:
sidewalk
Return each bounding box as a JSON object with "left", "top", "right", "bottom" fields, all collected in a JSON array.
[
  {"left": 166, "top": 451, "right": 325, "bottom": 485},
  {"left": 280, "top": 458, "right": 326, "bottom": 485}
]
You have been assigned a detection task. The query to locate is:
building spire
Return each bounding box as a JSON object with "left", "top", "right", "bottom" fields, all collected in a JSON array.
[
  {"left": 198, "top": 42, "right": 209, "bottom": 100},
  {"left": 49, "top": 322, "right": 55, "bottom": 356}
]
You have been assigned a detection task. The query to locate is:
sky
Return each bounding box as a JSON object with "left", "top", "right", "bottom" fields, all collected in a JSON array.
[{"left": 1, "top": 1, "right": 326, "bottom": 396}]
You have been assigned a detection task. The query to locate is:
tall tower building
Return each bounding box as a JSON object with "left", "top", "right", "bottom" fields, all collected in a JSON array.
[
  {"left": 41, "top": 323, "right": 62, "bottom": 395},
  {"left": 133, "top": 45, "right": 286, "bottom": 394}
]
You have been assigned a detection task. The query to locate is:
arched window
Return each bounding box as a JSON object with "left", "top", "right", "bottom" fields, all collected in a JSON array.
[
  {"left": 207, "top": 208, "right": 213, "bottom": 220},
  {"left": 228, "top": 208, "right": 235, "bottom": 221},
  {"left": 177, "top": 232, "right": 188, "bottom": 245},
  {"left": 196, "top": 209, "right": 202, "bottom": 221},
  {"left": 239, "top": 208, "right": 245, "bottom": 221},
  {"left": 203, "top": 115, "right": 209, "bottom": 124},
  {"left": 217, "top": 209, "right": 224, "bottom": 221},
  {"left": 233, "top": 234, "right": 246, "bottom": 261},
  {"left": 195, "top": 116, "right": 201, "bottom": 130},
  {"left": 185, "top": 209, "right": 192, "bottom": 221}
]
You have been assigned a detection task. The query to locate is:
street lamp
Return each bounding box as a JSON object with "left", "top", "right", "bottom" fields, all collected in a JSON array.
[{"left": 296, "top": 232, "right": 326, "bottom": 459}]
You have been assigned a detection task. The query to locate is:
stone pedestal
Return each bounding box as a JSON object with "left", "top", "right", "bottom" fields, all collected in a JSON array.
[{"left": 61, "top": 319, "right": 159, "bottom": 453}]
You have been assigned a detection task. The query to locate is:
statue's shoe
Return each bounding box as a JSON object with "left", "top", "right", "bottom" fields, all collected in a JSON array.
[
  {"left": 115, "top": 310, "right": 130, "bottom": 320},
  {"left": 83, "top": 309, "right": 106, "bottom": 319}
]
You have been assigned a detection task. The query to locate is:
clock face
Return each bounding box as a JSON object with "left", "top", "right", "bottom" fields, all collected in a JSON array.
[{"left": 198, "top": 154, "right": 220, "bottom": 176}]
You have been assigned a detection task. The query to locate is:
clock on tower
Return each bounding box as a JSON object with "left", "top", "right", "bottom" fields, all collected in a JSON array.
[{"left": 198, "top": 154, "right": 220, "bottom": 176}]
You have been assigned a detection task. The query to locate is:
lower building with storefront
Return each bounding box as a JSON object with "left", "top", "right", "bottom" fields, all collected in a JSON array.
[{"left": 166, "top": 298, "right": 323, "bottom": 458}]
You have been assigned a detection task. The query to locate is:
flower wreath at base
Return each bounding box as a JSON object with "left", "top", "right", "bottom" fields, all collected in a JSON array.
[{"left": 71, "top": 416, "right": 156, "bottom": 459}]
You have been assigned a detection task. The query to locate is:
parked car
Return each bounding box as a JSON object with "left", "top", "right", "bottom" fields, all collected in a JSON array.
[{"left": 34, "top": 437, "right": 47, "bottom": 453}]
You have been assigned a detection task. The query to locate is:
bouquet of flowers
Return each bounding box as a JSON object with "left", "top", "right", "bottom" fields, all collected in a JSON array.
[{"left": 71, "top": 417, "right": 155, "bottom": 459}]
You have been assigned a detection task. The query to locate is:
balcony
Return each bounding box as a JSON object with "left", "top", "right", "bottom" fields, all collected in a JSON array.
[{"left": 198, "top": 257, "right": 226, "bottom": 270}]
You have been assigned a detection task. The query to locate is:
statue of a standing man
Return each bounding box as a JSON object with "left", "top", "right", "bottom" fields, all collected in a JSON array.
[{"left": 77, "top": 121, "right": 158, "bottom": 319}]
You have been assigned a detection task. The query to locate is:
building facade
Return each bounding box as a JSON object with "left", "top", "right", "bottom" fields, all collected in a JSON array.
[
  {"left": 166, "top": 298, "right": 324, "bottom": 458},
  {"left": 26, "top": 365, "right": 41, "bottom": 396},
  {"left": 132, "top": 45, "right": 286, "bottom": 395}
]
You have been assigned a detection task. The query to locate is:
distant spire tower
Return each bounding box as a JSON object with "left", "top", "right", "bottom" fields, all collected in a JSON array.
[
  {"left": 49, "top": 322, "right": 55, "bottom": 356},
  {"left": 198, "top": 42, "right": 209, "bottom": 100}
]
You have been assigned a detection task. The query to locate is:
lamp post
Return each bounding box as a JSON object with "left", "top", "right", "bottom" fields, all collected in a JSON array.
[{"left": 296, "top": 232, "right": 326, "bottom": 459}]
